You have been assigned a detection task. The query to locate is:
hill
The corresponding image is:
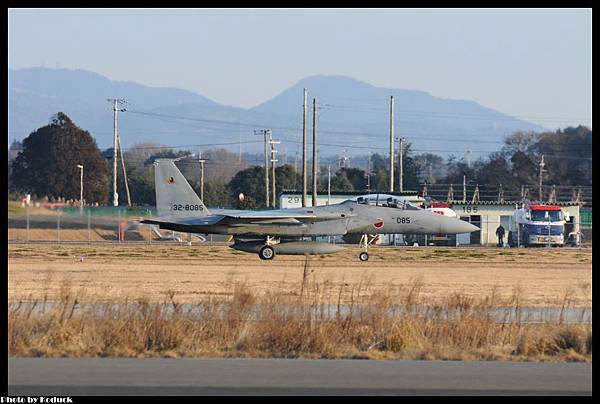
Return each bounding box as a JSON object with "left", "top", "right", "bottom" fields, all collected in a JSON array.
[{"left": 9, "top": 68, "right": 547, "bottom": 158}]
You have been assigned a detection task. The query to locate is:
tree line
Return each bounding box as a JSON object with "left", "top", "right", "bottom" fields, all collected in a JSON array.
[{"left": 8, "top": 112, "right": 592, "bottom": 208}]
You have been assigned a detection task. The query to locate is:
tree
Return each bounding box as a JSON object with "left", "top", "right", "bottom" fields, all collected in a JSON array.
[
  {"left": 8, "top": 140, "right": 23, "bottom": 188},
  {"left": 473, "top": 152, "right": 517, "bottom": 190},
  {"left": 501, "top": 130, "right": 539, "bottom": 157},
  {"left": 370, "top": 153, "right": 388, "bottom": 172},
  {"left": 227, "top": 164, "right": 301, "bottom": 208},
  {"left": 372, "top": 168, "right": 388, "bottom": 192},
  {"left": 123, "top": 142, "right": 169, "bottom": 174},
  {"left": 10, "top": 113, "right": 110, "bottom": 204},
  {"left": 236, "top": 194, "right": 258, "bottom": 209},
  {"left": 191, "top": 180, "right": 231, "bottom": 208},
  {"left": 275, "top": 164, "right": 302, "bottom": 195},
  {"left": 330, "top": 169, "right": 355, "bottom": 192},
  {"left": 8, "top": 140, "right": 22, "bottom": 160},
  {"left": 228, "top": 166, "right": 268, "bottom": 207},
  {"left": 442, "top": 155, "right": 478, "bottom": 185},
  {"left": 399, "top": 142, "right": 419, "bottom": 191},
  {"left": 200, "top": 149, "right": 249, "bottom": 184},
  {"left": 338, "top": 167, "right": 367, "bottom": 191},
  {"left": 413, "top": 153, "right": 445, "bottom": 184},
  {"left": 534, "top": 126, "right": 592, "bottom": 187},
  {"left": 122, "top": 165, "right": 156, "bottom": 207},
  {"left": 144, "top": 149, "right": 191, "bottom": 166}
]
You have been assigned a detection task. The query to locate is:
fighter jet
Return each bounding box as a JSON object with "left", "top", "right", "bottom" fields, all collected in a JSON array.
[{"left": 141, "top": 159, "right": 478, "bottom": 261}]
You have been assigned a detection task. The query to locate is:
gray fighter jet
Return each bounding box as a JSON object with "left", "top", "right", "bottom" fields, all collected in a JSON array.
[{"left": 141, "top": 159, "right": 478, "bottom": 261}]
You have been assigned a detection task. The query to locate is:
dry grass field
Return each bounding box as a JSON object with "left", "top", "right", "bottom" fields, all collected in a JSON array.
[
  {"left": 8, "top": 243, "right": 592, "bottom": 307},
  {"left": 8, "top": 243, "right": 592, "bottom": 361}
]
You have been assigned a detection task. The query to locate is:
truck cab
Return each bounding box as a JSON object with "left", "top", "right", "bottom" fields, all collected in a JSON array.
[{"left": 508, "top": 203, "right": 567, "bottom": 247}]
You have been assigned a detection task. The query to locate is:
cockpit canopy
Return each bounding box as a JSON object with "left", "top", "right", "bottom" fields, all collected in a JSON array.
[{"left": 346, "top": 194, "right": 422, "bottom": 210}]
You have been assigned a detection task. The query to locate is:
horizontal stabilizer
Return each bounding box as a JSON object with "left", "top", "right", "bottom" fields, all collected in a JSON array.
[{"left": 142, "top": 215, "right": 226, "bottom": 227}]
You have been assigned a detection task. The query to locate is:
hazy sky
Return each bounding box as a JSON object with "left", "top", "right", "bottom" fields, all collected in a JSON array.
[{"left": 9, "top": 8, "right": 592, "bottom": 129}]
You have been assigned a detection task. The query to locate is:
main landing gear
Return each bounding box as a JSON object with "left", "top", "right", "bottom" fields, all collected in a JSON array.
[
  {"left": 358, "top": 234, "right": 378, "bottom": 261},
  {"left": 259, "top": 245, "right": 275, "bottom": 260},
  {"left": 258, "top": 236, "right": 280, "bottom": 260}
]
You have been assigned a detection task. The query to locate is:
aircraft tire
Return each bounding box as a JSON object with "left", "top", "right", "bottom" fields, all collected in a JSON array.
[
  {"left": 359, "top": 252, "right": 369, "bottom": 261},
  {"left": 259, "top": 245, "right": 275, "bottom": 260}
]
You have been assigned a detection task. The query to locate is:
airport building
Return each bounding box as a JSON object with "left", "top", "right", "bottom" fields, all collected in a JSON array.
[{"left": 279, "top": 192, "right": 582, "bottom": 247}]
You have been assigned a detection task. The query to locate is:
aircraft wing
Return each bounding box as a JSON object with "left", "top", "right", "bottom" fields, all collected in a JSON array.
[
  {"left": 223, "top": 211, "right": 353, "bottom": 223},
  {"left": 142, "top": 212, "right": 352, "bottom": 227}
]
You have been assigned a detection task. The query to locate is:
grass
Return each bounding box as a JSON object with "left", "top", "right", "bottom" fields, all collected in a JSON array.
[
  {"left": 8, "top": 267, "right": 592, "bottom": 362},
  {"left": 8, "top": 201, "right": 25, "bottom": 215}
]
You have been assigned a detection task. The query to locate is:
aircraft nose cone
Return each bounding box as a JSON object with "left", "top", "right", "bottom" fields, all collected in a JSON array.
[{"left": 439, "top": 216, "right": 479, "bottom": 234}]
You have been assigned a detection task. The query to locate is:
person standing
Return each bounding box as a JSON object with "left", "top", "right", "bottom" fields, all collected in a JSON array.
[{"left": 496, "top": 224, "right": 506, "bottom": 247}]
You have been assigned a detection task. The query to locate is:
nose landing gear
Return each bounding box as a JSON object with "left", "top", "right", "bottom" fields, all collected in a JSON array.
[{"left": 358, "top": 234, "right": 378, "bottom": 261}]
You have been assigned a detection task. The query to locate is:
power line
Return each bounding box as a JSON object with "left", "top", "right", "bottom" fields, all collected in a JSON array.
[
  {"left": 124, "top": 109, "right": 592, "bottom": 146},
  {"left": 318, "top": 102, "right": 590, "bottom": 123},
  {"left": 15, "top": 140, "right": 592, "bottom": 162}
]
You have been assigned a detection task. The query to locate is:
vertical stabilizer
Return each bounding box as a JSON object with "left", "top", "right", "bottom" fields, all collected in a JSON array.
[{"left": 154, "top": 159, "right": 209, "bottom": 217}]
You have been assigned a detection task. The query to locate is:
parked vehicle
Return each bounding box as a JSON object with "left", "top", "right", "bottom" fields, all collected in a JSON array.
[{"left": 507, "top": 203, "right": 568, "bottom": 247}]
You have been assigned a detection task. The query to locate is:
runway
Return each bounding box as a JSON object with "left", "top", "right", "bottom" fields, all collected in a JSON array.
[{"left": 9, "top": 358, "right": 592, "bottom": 395}]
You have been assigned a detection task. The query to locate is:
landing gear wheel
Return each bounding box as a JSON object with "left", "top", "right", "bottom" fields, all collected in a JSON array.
[
  {"left": 359, "top": 252, "right": 369, "bottom": 261},
  {"left": 259, "top": 245, "right": 275, "bottom": 260}
]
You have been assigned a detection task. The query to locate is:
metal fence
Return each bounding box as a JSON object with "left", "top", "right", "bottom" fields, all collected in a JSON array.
[
  {"left": 7, "top": 206, "right": 218, "bottom": 244},
  {"left": 8, "top": 206, "right": 591, "bottom": 248}
]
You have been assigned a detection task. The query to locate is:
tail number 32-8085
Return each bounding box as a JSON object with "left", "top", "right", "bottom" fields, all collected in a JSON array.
[{"left": 172, "top": 204, "right": 204, "bottom": 211}]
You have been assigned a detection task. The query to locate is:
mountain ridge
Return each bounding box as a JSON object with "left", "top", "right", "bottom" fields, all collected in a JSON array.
[{"left": 9, "top": 67, "right": 548, "bottom": 158}]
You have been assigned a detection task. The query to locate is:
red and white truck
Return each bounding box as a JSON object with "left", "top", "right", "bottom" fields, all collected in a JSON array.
[{"left": 507, "top": 203, "right": 568, "bottom": 247}]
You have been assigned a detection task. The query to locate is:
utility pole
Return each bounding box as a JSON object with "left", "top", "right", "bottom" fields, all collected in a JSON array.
[
  {"left": 197, "top": 151, "right": 206, "bottom": 201},
  {"left": 389, "top": 95, "right": 394, "bottom": 192},
  {"left": 111, "top": 99, "right": 119, "bottom": 207},
  {"left": 472, "top": 184, "right": 480, "bottom": 203},
  {"left": 116, "top": 134, "right": 132, "bottom": 207},
  {"left": 463, "top": 175, "right": 467, "bottom": 203},
  {"left": 255, "top": 129, "right": 271, "bottom": 207},
  {"left": 302, "top": 88, "right": 308, "bottom": 207},
  {"left": 108, "top": 98, "right": 125, "bottom": 207},
  {"left": 312, "top": 97, "right": 318, "bottom": 207},
  {"left": 339, "top": 149, "right": 349, "bottom": 169},
  {"left": 539, "top": 154, "right": 545, "bottom": 202},
  {"left": 77, "top": 164, "right": 84, "bottom": 213},
  {"left": 269, "top": 135, "right": 280, "bottom": 208},
  {"left": 238, "top": 129, "right": 242, "bottom": 162},
  {"left": 549, "top": 184, "right": 556, "bottom": 204},
  {"left": 327, "top": 165, "right": 331, "bottom": 205},
  {"left": 293, "top": 149, "right": 299, "bottom": 191},
  {"left": 366, "top": 153, "right": 372, "bottom": 192},
  {"left": 399, "top": 137, "right": 405, "bottom": 193}
]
